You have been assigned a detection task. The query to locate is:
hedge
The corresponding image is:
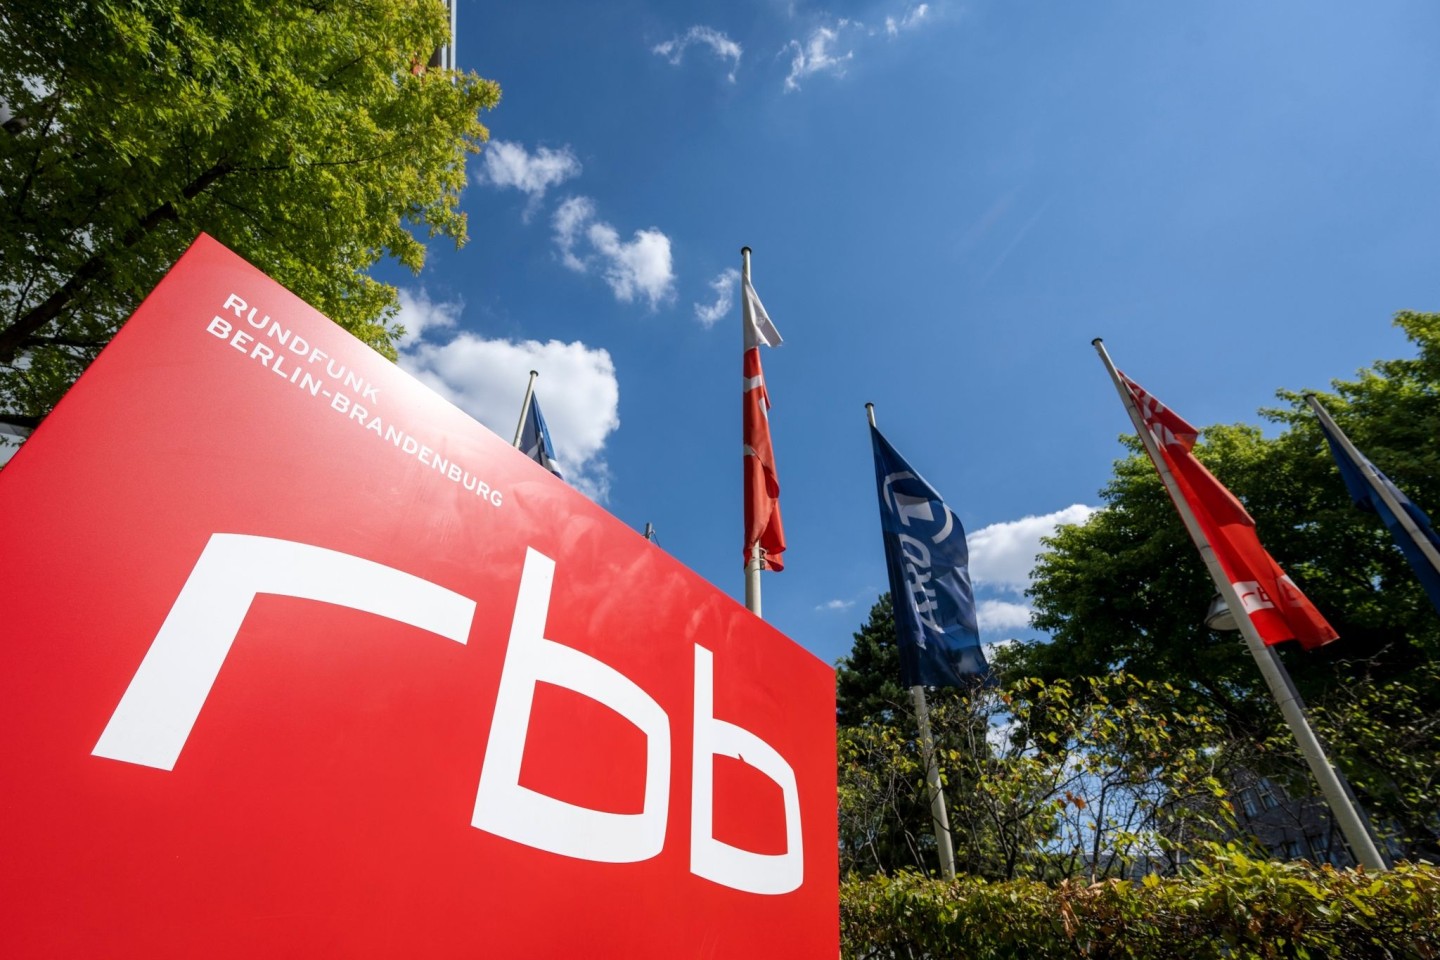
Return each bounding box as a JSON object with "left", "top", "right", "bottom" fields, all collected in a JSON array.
[{"left": 841, "top": 852, "right": 1439, "bottom": 959}]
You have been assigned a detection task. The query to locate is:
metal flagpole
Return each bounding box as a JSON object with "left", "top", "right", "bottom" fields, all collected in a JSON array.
[
  {"left": 866, "top": 402, "right": 958, "bottom": 881},
  {"left": 512, "top": 370, "right": 539, "bottom": 449},
  {"left": 1306, "top": 394, "right": 1440, "bottom": 577},
  {"left": 1094, "top": 339, "right": 1387, "bottom": 871},
  {"left": 742, "top": 247, "right": 763, "bottom": 617},
  {"left": 911, "top": 681, "right": 958, "bottom": 881},
  {"left": 447, "top": 0, "right": 457, "bottom": 71}
]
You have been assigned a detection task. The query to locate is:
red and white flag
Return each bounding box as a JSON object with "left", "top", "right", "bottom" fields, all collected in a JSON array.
[
  {"left": 742, "top": 274, "right": 786, "bottom": 571},
  {"left": 1121, "top": 373, "right": 1337, "bottom": 650}
]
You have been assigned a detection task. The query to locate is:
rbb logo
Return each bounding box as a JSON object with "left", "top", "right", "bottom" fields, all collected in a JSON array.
[
  {"left": 92, "top": 534, "right": 803, "bottom": 895},
  {"left": 1233, "top": 579, "right": 1276, "bottom": 614}
]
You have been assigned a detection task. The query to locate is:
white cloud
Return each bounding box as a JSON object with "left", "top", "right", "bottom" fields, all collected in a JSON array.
[
  {"left": 783, "top": 23, "right": 856, "bottom": 91},
  {"left": 394, "top": 288, "right": 460, "bottom": 350},
  {"left": 476, "top": 141, "right": 582, "bottom": 220},
  {"left": 964, "top": 505, "right": 1097, "bottom": 645},
  {"left": 395, "top": 291, "right": 621, "bottom": 501},
  {"left": 552, "top": 196, "right": 676, "bottom": 309},
  {"left": 589, "top": 224, "right": 675, "bottom": 307},
  {"left": 816, "top": 598, "right": 856, "bottom": 613},
  {"left": 653, "top": 26, "right": 743, "bottom": 82},
  {"left": 553, "top": 196, "right": 595, "bottom": 272},
  {"left": 783, "top": 6, "right": 935, "bottom": 91},
  {"left": 977, "top": 599, "right": 1033, "bottom": 632},
  {"left": 885, "top": 3, "right": 929, "bottom": 36},
  {"left": 694, "top": 268, "right": 739, "bottom": 328},
  {"left": 968, "top": 503, "right": 1099, "bottom": 593}
]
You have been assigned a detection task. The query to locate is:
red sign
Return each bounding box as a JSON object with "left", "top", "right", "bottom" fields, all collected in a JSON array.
[{"left": 0, "top": 235, "right": 838, "bottom": 958}]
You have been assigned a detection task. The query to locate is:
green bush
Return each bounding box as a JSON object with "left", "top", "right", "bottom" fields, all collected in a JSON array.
[{"left": 840, "top": 851, "right": 1439, "bottom": 959}]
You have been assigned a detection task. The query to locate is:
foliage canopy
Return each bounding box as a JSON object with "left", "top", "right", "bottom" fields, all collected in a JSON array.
[
  {"left": 0, "top": 0, "right": 499, "bottom": 424},
  {"left": 837, "top": 598, "right": 1235, "bottom": 882},
  {"left": 839, "top": 317, "right": 1440, "bottom": 881},
  {"left": 1003, "top": 312, "right": 1440, "bottom": 859}
]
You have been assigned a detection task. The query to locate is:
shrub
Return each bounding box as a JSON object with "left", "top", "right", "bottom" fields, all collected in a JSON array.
[{"left": 840, "top": 850, "right": 1439, "bottom": 959}]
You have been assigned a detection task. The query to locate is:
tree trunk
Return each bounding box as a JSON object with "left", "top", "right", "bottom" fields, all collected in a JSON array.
[{"left": 0, "top": 160, "right": 233, "bottom": 364}]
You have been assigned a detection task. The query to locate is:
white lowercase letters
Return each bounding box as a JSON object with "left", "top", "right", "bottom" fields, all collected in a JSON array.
[{"left": 92, "top": 534, "right": 803, "bottom": 895}]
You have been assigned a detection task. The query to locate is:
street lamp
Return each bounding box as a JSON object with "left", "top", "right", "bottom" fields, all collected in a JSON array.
[{"left": 1204, "top": 592, "right": 1237, "bottom": 632}]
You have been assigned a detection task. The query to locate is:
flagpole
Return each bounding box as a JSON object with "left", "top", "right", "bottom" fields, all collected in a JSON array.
[
  {"left": 1305, "top": 394, "right": 1440, "bottom": 578},
  {"left": 1093, "top": 339, "right": 1386, "bottom": 871},
  {"left": 512, "top": 370, "right": 539, "bottom": 448},
  {"left": 742, "top": 246, "right": 763, "bottom": 617},
  {"left": 867, "top": 401, "right": 958, "bottom": 881}
]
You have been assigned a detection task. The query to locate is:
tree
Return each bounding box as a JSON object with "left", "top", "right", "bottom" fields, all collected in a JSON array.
[
  {"left": 957, "top": 675, "right": 1233, "bottom": 883},
  {"left": 836, "top": 596, "right": 1233, "bottom": 882},
  {"left": 836, "top": 595, "right": 908, "bottom": 727},
  {"left": 0, "top": 0, "right": 499, "bottom": 427},
  {"left": 1000, "top": 425, "right": 1294, "bottom": 736},
  {"left": 835, "top": 595, "right": 936, "bottom": 875},
  {"left": 1306, "top": 660, "right": 1440, "bottom": 860},
  {"left": 1008, "top": 312, "right": 1440, "bottom": 859},
  {"left": 837, "top": 717, "right": 931, "bottom": 876}
]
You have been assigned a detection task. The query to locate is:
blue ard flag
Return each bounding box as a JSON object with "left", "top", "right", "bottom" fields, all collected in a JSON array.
[
  {"left": 870, "top": 424, "right": 990, "bottom": 687},
  {"left": 520, "top": 392, "right": 564, "bottom": 481},
  {"left": 1313, "top": 401, "right": 1440, "bottom": 616}
]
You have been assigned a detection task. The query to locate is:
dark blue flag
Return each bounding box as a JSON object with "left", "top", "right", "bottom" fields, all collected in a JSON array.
[
  {"left": 1314, "top": 402, "right": 1440, "bottom": 616},
  {"left": 519, "top": 392, "right": 564, "bottom": 480},
  {"left": 870, "top": 425, "right": 990, "bottom": 687}
]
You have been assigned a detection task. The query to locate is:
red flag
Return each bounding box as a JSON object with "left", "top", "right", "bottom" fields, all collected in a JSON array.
[
  {"left": 1121, "top": 373, "right": 1337, "bottom": 650},
  {"left": 742, "top": 274, "right": 785, "bottom": 571}
]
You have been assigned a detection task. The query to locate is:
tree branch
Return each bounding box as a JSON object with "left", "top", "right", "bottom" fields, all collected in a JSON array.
[
  {"left": 20, "top": 334, "right": 103, "bottom": 351},
  {"left": 0, "top": 159, "right": 234, "bottom": 364},
  {"left": 0, "top": 412, "right": 42, "bottom": 430}
]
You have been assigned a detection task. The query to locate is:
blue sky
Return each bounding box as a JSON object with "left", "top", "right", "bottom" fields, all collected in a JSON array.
[
  {"left": 375, "top": 0, "right": 1440, "bottom": 669},
  {"left": 13, "top": 2, "right": 1429, "bottom": 670}
]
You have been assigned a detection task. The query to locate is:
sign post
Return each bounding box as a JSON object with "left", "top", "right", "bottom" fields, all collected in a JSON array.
[{"left": 0, "top": 235, "right": 838, "bottom": 958}]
